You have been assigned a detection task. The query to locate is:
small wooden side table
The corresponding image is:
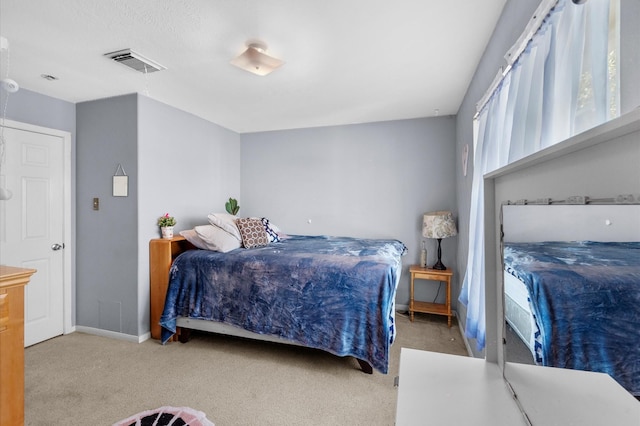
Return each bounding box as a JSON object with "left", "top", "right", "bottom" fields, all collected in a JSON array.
[{"left": 409, "top": 265, "right": 453, "bottom": 327}]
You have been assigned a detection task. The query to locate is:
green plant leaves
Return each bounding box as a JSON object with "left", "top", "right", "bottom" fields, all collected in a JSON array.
[{"left": 225, "top": 197, "right": 239, "bottom": 215}]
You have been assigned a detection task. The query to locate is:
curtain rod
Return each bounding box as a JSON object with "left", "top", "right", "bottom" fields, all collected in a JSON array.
[{"left": 475, "top": 0, "right": 559, "bottom": 119}]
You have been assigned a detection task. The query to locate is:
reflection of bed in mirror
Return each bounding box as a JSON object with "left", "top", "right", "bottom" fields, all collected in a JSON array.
[
  {"left": 502, "top": 204, "right": 640, "bottom": 397},
  {"left": 503, "top": 268, "right": 538, "bottom": 363}
]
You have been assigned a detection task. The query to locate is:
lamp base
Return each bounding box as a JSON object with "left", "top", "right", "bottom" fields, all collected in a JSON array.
[
  {"left": 432, "top": 260, "right": 446, "bottom": 270},
  {"left": 432, "top": 238, "right": 446, "bottom": 270}
]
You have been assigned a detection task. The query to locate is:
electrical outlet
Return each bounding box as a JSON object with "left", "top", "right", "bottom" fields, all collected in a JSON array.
[{"left": 93, "top": 197, "right": 99, "bottom": 210}]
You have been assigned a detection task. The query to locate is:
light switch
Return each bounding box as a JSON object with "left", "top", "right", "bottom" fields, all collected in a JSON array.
[{"left": 93, "top": 198, "right": 99, "bottom": 210}]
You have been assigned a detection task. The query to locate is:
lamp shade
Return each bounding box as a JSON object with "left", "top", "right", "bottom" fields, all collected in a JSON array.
[{"left": 422, "top": 211, "right": 458, "bottom": 239}]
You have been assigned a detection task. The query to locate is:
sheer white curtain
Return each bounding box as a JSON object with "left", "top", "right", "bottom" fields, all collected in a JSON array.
[{"left": 459, "top": 0, "right": 619, "bottom": 351}]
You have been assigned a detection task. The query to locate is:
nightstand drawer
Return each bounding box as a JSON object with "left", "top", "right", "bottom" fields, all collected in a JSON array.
[{"left": 412, "top": 271, "right": 449, "bottom": 281}]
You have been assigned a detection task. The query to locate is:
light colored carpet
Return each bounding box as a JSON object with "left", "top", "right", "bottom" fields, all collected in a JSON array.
[{"left": 25, "top": 312, "right": 467, "bottom": 426}]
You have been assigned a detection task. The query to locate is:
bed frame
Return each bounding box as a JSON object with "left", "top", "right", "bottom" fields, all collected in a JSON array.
[{"left": 149, "top": 236, "right": 374, "bottom": 373}]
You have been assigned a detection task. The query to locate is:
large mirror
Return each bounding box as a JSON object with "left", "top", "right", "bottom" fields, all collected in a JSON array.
[
  {"left": 483, "top": 108, "right": 640, "bottom": 423},
  {"left": 501, "top": 203, "right": 640, "bottom": 399}
]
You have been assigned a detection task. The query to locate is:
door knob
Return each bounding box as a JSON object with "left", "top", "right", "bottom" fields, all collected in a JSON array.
[{"left": 51, "top": 243, "right": 64, "bottom": 251}]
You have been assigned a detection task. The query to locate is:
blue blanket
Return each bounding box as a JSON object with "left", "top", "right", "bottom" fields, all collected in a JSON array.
[
  {"left": 504, "top": 241, "right": 640, "bottom": 395},
  {"left": 160, "top": 235, "right": 406, "bottom": 373}
]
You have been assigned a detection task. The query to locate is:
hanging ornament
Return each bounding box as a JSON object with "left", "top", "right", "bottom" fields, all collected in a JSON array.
[
  {"left": 1, "top": 78, "right": 19, "bottom": 93},
  {"left": 0, "top": 36, "right": 19, "bottom": 200}
]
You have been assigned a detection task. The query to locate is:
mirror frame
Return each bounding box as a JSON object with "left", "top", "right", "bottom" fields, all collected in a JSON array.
[{"left": 482, "top": 109, "right": 640, "bottom": 422}]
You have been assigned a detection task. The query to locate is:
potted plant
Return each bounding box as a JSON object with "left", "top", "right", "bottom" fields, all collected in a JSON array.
[
  {"left": 225, "top": 197, "right": 240, "bottom": 215},
  {"left": 157, "top": 213, "right": 176, "bottom": 239}
]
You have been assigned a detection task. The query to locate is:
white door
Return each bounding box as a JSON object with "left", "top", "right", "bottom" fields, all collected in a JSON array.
[{"left": 0, "top": 125, "right": 65, "bottom": 346}]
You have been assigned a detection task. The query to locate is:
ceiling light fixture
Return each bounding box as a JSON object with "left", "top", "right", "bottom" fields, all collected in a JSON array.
[{"left": 230, "top": 42, "right": 283, "bottom": 76}]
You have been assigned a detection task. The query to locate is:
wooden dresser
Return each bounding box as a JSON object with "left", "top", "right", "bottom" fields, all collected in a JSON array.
[{"left": 0, "top": 265, "right": 36, "bottom": 426}]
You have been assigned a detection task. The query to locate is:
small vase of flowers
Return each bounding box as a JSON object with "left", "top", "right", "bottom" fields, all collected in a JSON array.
[{"left": 157, "top": 213, "right": 176, "bottom": 239}]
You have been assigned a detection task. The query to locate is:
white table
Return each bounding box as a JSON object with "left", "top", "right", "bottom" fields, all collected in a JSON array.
[
  {"left": 395, "top": 348, "right": 640, "bottom": 426},
  {"left": 395, "top": 348, "right": 524, "bottom": 425}
]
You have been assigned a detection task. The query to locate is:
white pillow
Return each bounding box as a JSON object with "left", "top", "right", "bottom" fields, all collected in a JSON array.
[
  {"left": 195, "top": 224, "right": 241, "bottom": 253},
  {"left": 207, "top": 213, "right": 242, "bottom": 241},
  {"left": 179, "top": 229, "right": 209, "bottom": 250},
  {"left": 260, "top": 217, "right": 280, "bottom": 243}
]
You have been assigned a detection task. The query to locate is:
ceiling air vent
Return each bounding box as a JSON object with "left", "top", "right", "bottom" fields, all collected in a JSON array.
[{"left": 104, "top": 49, "right": 166, "bottom": 73}]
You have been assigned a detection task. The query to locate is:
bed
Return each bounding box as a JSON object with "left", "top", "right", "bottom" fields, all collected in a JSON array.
[
  {"left": 503, "top": 240, "right": 640, "bottom": 396},
  {"left": 149, "top": 233, "right": 406, "bottom": 374}
]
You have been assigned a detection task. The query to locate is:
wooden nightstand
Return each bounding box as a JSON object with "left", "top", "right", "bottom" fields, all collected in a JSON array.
[{"left": 409, "top": 265, "right": 453, "bottom": 327}]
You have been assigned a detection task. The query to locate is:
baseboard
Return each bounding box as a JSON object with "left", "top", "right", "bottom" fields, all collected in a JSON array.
[
  {"left": 138, "top": 331, "right": 151, "bottom": 342},
  {"left": 396, "top": 303, "right": 409, "bottom": 312},
  {"left": 454, "top": 311, "right": 475, "bottom": 357},
  {"left": 75, "top": 326, "right": 149, "bottom": 343}
]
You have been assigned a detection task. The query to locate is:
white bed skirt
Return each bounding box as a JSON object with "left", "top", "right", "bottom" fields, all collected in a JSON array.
[{"left": 503, "top": 271, "right": 537, "bottom": 362}]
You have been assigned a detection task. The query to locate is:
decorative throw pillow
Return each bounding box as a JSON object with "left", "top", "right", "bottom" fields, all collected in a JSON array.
[
  {"left": 261, "top": 217, "right": 280, "bottom": 242},
  {"left": 207, "top": 213, "right": 242, "bottom": 241},
  {"left": 194, "top": 225, "right": 241, "bottom": 252},
  {"left": 236, "top": 218, "right": 270, "bottom": 248}
]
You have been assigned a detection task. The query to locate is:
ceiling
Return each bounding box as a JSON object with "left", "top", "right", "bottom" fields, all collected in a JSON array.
[{"left": 0, "top": 0, "right": 507, "bottom": 134}]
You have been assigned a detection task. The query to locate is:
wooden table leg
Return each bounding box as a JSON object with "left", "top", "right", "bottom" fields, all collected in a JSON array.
[
  {"left": 409, "top": 273, "right": 415, "bottom": 322},
  {"left": 446, "top": 276, "right": 451, "bottom": 327}
]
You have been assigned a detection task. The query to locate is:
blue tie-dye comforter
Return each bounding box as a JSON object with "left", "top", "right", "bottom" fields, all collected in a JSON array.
[
  {"left": 504, "top": 241, "right": 640, "bottom": 395},
  {"left": 160, "top": 235, "right": 407, "bottom": 373}
]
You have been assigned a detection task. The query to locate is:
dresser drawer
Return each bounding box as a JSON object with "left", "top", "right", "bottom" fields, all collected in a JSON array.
[{"left": 0, "top": 291, "right": 7, "bottom": 332}]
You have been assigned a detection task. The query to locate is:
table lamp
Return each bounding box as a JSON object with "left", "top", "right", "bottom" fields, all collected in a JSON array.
[{"left": 422, "top": 211, "right": 458, "bottom": 270}]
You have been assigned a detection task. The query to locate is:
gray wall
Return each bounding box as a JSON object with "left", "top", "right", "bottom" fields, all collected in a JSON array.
[
  {"left": 240, "top": 116, "right": 457, "bottom": 307},
  {"left": 0, "top": 88, "right": 77, "bottom": 324},
  {"left": 76, "top": 94, "right": 139, "bottom": 334},
  {"left": 137, "top": 95, "right": 241, "bottom": 334},
  {"left": 455, "top": 0, "right": 640, "bottom": 357},
  {"left": 76, "top": 93, "right": 241, "bottom": 337}
]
